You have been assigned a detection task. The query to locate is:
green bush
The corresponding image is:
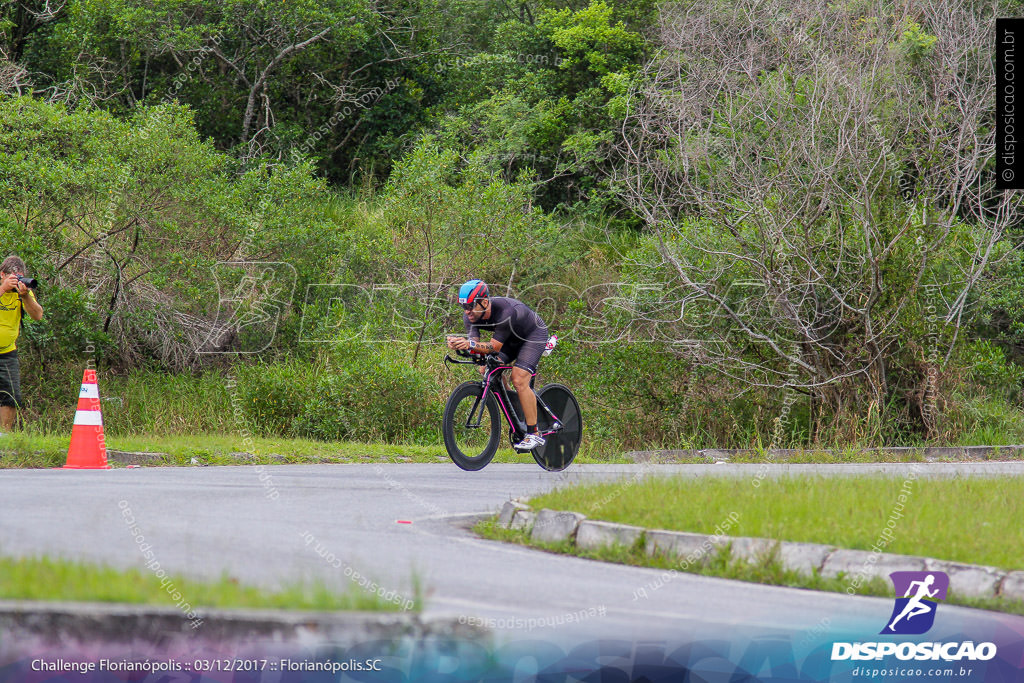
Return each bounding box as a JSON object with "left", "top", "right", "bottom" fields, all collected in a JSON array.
[
  {"left": 542, "top": 337, "right": 718, "bottom": 452},
  {"left": 234, "top": 361, "right": 318, "bottom": 438},
  {"left": 960, "top": 340, "right": 1024, "bottom": 401},
  {"left": 104, "top": 371, "right": 235, "bottom": 435},
  {"left": 232, "top": 344, "right": 443, "bottom": 444},
  {"left": 939, "top": 394, "right": 1024, "bottom": 446},
  {"left": 296, "top": 360, "right": 441, "bottom": 444},
  {"left": 17, "top": 362, "right": 235, "bottom": 436}
]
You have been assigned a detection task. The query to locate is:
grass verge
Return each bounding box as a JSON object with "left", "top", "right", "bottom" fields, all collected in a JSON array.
[
  {"left": 475, "top": 520, "right": 1024, "bottom": 618},
  {"left": 523, "top": 474, "right": 1024, "bottom": 568},
  {"left": 475, "top": 474, "right": 1024, "bottom": 617},
  {"left": 0, "top": 432, "right": 552, "bottom": 468},
  {"left": 0, "top": 554, "right": 414, "bottom": 612}
]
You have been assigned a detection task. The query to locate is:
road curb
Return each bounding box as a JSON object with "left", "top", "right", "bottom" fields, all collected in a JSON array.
[
  {"left": 0, "top": 601, "right": 485, "bottom": 647},
  {"left": 106, "top": 450, "right": 167, "bottom": 466},
  {"left": 495, "top": 502, "right": 1020, "bottom": 601}
]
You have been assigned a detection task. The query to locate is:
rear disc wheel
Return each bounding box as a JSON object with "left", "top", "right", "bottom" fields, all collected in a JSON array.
[{"left": 532, "top": 384, "right": 582, "bottom": 471}]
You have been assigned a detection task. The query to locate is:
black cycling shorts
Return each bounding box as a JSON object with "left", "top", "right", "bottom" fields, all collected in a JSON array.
[{"left": 498, "top": 325, "right": 549, "bottom": 374}]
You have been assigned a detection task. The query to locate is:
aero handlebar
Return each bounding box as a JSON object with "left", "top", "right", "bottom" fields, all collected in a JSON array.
[{"left": 443, "top": 348, "right": 498, "bottom": 367}]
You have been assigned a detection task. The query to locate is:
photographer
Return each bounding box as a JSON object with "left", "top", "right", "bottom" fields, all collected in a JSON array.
[{"left": 0, "top": 256, "right": 43, "bottom": 431}]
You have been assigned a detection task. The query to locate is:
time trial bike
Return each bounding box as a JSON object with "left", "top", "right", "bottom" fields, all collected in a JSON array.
[{"left": 441, "top": 348, "right": 581, "bottom": 471}]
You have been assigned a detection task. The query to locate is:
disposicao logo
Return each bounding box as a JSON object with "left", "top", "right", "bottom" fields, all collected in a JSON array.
[
  {"left": 882, "top": 571, "right": 948, "bottom": 635},
  {"left": 831, "top": 571, "right": 997, "bottom": 663}
]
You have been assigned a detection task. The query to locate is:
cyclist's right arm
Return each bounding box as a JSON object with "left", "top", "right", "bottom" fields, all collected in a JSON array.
[
  {"left": 462, "top": 315, "right": 500, "bottom": 354},
  {"left": 464, "top": 316, "right": 488, "bottom": 376},
  {"left": 445, "top": 315, "right": 479, "bottom": 350}
]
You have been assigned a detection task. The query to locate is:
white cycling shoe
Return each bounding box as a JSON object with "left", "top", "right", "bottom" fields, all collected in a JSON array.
[{"left": 513, "top": 432, "right": 546, "bottom": 450}]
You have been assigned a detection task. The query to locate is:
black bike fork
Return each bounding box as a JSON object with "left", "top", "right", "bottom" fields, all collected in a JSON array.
[{"left": 466, "top": 382, "right": 489, "bottom": 428}]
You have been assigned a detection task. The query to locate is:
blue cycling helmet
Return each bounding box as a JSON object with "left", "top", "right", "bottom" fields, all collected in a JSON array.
[{"left": 458, "top": 279, "right": 489, "bottom": 306}]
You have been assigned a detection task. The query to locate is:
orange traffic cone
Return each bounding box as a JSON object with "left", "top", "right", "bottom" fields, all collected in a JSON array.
[{"left": 63, "top": 369, "right": 110, "bottom": 469}]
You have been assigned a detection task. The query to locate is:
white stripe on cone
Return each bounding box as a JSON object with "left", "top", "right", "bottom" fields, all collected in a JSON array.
[
  {"left": 73, "top": 410, "right": 103, "bottom": 426},
  {"left": 79, "top": 384, "right": 99, "bottom": 399}
]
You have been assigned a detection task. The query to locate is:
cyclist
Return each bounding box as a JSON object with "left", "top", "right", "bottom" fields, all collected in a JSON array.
[{"left": 446, "top": 279, "right": 549, "bottom": 450}]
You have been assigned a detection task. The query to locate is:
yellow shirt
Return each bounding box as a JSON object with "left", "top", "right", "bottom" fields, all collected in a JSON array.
[{"left": 0, "top": 290, "right": 35, "bottom": 354}]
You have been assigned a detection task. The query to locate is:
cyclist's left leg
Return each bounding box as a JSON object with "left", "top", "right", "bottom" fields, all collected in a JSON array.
[
  {"left": 510, "top": 331, "right": 547, "bottom": 434},
  {"left": 511, "top": 366, "right": 537, "bottom": 425}
]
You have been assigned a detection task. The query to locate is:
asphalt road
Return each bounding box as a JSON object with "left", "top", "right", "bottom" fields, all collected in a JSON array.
[{"left": 2, "top": 462, "right": 1023, "bottom": 649}]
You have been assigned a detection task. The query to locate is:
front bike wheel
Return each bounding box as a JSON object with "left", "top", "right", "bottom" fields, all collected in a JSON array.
[
  {"left": 533, "top": 383, "right": 582, "bottom": 471},
  {"left": 442, "top": 382, "right": 501, "bottom": 471}
]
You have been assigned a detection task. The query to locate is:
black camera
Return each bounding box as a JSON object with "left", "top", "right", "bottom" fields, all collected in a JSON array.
[{"left": 16, "top": 276, "right": 38, "bottom": 290}]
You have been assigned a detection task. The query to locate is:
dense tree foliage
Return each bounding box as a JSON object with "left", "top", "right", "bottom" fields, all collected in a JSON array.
[
  {"left": 0, "top": 97, "right": 337, "bottom": 369},
  {"left": 614, "top": 0, "right": 1022, "bottom": 440},
  {"left": 0, "top": 0, "right": 1021, "bottom": 449}
]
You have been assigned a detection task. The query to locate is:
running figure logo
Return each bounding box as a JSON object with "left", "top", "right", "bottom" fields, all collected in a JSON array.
[{"left": 881, "top": 571, "right": 949, "bottom": 635}]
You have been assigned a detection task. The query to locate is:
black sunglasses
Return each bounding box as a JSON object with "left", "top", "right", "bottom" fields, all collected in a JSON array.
[{"left": 462, "top": 298, "right": 489, "bottom": 310}]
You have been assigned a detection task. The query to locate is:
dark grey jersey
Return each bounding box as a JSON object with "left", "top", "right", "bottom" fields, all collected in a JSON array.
[{"left": 463, "top": 297, "right": 546, "bottom": 345}]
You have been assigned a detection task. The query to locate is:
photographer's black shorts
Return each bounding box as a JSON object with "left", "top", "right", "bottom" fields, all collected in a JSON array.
[{"left": 0, "top": 350, "right": 21, "bottom": 408}]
